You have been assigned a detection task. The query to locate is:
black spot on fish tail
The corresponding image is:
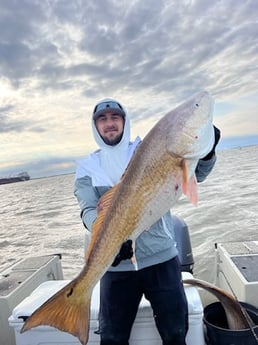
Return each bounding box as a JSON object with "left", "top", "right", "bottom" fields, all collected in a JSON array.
[{"left": 67, "top": 288, "right": 73, "bottom": 297}]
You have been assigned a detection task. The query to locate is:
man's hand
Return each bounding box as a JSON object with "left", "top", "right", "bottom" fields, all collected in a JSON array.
[
  {"left": 202, "top": 125, "right": 221, "bottom": 161},
  {"left": 112, "top": 240, "right": 134, "bottom": 267}
]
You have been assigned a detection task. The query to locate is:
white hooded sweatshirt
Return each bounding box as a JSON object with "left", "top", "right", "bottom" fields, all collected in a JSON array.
[{"left": 76, "top": 98, "right": 141, "bottom": 186}]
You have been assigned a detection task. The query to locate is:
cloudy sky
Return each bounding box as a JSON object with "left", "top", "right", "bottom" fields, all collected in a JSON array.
[{"left": 1, "top": 0, "right": 258, "bottom": 178}]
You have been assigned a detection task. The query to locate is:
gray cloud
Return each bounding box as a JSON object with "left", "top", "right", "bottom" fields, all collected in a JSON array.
[
  {"left": 0, "top": 0, "right": 258, "bottom": 176},
  {"left": 0, "top": 105, "right": 25, "bottom": 132},
  {"left": 0, "top": 105, "right": 46, "bottom": 133},
  {"left": 1, "top": 0, "right": 257, "bottom": 99}
]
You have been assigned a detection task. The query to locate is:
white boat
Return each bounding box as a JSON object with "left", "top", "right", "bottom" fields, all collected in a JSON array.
[{"left": 1, "top": 216, "right": 258, "bottom": 345}]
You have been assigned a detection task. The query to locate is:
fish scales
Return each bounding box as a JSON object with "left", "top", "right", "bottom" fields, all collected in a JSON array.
[
  {"left": 21, "top": 91, "right": 215, "bottom": 345},
  {"left": 82, "top": 156, "right": 184, "bottom": 285},
  {"left": 83, "top": 153, "right": 184, "bottom": 283}
]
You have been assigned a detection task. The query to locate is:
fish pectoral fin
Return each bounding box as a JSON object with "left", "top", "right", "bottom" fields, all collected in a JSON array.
[
  {"left": 181, "top": 159, "right": 198, "bottom": 206},
  {"left": 21, "top": 280, "right": 91, "bottom": 345},
  {"left": 186, "top": 175, "right": 198, "bottom": 206}
]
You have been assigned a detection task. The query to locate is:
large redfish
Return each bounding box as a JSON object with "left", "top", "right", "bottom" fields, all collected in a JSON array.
[{"left": 21, "top": 91, "right": 215, "bottom": 344}]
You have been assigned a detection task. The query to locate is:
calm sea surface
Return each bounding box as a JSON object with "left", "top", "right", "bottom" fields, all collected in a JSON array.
[{"left": 0, "top": 146, "right": 257, "bottom": 282}]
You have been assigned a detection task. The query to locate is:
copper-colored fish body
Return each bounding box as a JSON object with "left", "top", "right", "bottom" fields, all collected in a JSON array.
[{"left": 21, "top": 91, "right": 214, "bottom": 345}]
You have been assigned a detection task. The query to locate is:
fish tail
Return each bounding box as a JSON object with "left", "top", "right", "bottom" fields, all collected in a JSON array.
[{"left": 21, "top": 280, "right": 91, "bottom": 345}]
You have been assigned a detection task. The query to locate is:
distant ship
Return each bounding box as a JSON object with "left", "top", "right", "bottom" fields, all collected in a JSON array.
[{"left": 0, "top": 172, "right": 30, "bottom": 185}]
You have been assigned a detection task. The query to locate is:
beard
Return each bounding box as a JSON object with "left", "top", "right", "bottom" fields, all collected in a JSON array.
[{"left": 102, "top": 132, "right": 123, "bottom": 146}]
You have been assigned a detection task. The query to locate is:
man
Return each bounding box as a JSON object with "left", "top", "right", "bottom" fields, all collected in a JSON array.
[{"left": 74, "top": 98, "right": 220, "bottom": 345}]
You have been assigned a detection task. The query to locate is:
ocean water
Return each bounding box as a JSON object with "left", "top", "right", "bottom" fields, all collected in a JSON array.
[{"left": 0, "top": 146, "right": 257, "bottom": 282}]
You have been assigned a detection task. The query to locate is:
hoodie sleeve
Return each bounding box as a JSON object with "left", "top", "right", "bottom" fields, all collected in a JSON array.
[{"left": 74, "top": 176, "right": 99, "bottom": 231}]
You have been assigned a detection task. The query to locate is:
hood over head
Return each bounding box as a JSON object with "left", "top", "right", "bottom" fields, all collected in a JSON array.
[
  {"left": 91, "top": 97, "right": 131, "bottom": 185},
  {"left": 92, "top": 97, "right": 130, "bottom": 150}
]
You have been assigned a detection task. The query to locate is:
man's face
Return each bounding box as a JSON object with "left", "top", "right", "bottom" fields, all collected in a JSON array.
[{"left": 95, "top": 112, "right": 125, "bottom": 146}]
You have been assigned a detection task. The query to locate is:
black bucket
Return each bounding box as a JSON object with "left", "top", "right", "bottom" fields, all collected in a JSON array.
[{"left": 204, "top": 302, "right": 258, "bottom": 345}]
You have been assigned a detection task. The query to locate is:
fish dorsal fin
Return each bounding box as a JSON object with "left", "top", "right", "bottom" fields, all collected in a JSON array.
[{"left": 86, "top": 183, "right": 120, "bottom": 261}]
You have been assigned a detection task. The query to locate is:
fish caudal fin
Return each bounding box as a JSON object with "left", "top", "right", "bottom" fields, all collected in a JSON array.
[
  {"left": 181, "top": 159, "right": 198, "bottom": 206},
  {"left": 21, "top": 280, "right": 91, "bottom": 345}
]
